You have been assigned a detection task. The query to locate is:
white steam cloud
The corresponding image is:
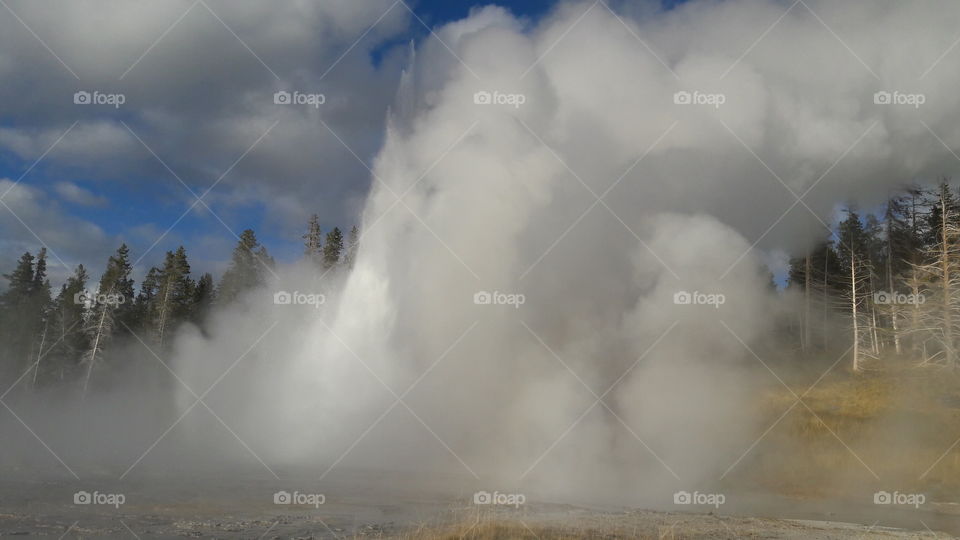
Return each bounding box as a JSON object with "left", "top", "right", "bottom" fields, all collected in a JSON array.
[
  {"left": 170, "top": 0, "right": 960, "bottom": 501},
  {"left": 175, "top": 0, "right": 960, "bottom": 500}
]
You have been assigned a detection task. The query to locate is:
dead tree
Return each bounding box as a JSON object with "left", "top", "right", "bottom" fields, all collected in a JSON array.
[
  {"left": 81, "top": 287, "right": 116, "bottom": 398},
  {"left": 912, "top": 184, "right": 960, "bottom": 368},
  {"left": 836, "top": 245, "right": 874, "bottom": 373},
  {"left": 804, "top": 252, "right": 812, "bottom": 352}
]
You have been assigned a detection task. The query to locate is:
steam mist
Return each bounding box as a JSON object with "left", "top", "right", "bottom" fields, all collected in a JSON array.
[{"left": 6, "top": 0, "right": 960, "bottom": 517}]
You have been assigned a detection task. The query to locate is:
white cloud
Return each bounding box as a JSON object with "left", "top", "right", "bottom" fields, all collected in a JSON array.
[
  {"left": 0, "top": 179, "right": 110, "bottom": 283},
  {"left": 53, "top": 181, "right": 108, "bottom": 207},
  {"left": 0, "top": 0, "right": 412, "bottom": 235}
]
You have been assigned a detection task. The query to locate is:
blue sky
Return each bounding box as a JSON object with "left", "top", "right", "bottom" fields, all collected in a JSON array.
[{"left": 415, "top": 0, "right": 555, "bottom": 23}]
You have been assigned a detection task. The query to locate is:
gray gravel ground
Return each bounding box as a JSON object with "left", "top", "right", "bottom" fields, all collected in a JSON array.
[{"left": 1, "top": 467, "right": 957, "bottom": 538}]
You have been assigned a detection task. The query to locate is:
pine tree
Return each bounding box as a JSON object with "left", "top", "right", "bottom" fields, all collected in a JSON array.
[
  {"left": 45, "top": 265, "right": 88, "bottom": 383},
  {"left": 133, "top": 266, "right": 161, "bottom": 333},
  {"left": 345, "top": 225, "right": 360, "bottom": 268},
  {"left": 80, "top": 245, "right": 137, "bottom": 395},
  {"left": 218, "top": 229, "right": 272, "bottom": 303},
  {"left": 895, "top": 188, "right": 929, "bottom": 356},
  {"left": 31, "top": 248, "right": 51, "bottom": 307},
  {"left": 925, "top": 179, "right": 960, "bottom": 248},
  {"left": 28, "top": 249, "right": 53, "bottom": 386},
  {"left": 865, "top": 214, "right": 884, "bottom": 356},
  {"left": 874, "top": 195, "right": 924, "bottom": 356},
  {"left": 192, "top": 272, "right": 215, "bottom": 327},
  {"left": 303, "top": 214, "right": 323, "bottom": 268},
  {"left": 837, "top": 209, "right": 869, "bottom": 271},
  {"left": 82, "top": 293, "right": 115, "bottom": 398},
  {"left": 1, "top": 253, "right": 37, "bottom": 346},
  {"left": 0, "top": 251, "right": 52, "bottom": 379},
  {"left": 104, "top": 244, "right": 136, "bottom": 332},
  {"left": 3, "top": 252, "right": 36, "bottom": 298},
  {"left": 788, "top": 239, "right": 842, "bottom": 352},
  {"left": 838, "top": 209, "right": 872, "bottom": 372},
  {"left": 152, "top": 247, "right": 195, "bottom": 349},
  {"left": 323, "top": 227, "right": 344, "bottom": 269}
]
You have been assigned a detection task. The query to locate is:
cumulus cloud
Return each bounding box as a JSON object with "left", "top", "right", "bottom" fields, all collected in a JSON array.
[
  {"left": 53, "top": 181, "right": 107, "bottom": 207},
  {"left": 0, "top": 179, "right": 111, "bottom": 282},
  {"left": 0, "top": 0, "right": 411, "bottom": 238}
]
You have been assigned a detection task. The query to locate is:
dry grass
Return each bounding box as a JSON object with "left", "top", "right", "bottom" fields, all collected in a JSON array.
[
  {"left": 350, "top": 508, "right": 675, "bottom": 539},
  {"left": 743, "top": 361, "right": 960, "bottom": 498},
  {"left": 375, "top": 519, "right": 691, "bottom": 539},
  {"left": 395, "top": 521, "right": 606, "bottom": 539}
]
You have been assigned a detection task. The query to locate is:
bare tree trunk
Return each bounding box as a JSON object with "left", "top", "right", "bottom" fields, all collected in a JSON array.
[
  {"left": 157, "top": 276, "right": 173, "bottom": 350},
  {"left": 941, "top": 193, "right": 955, "bottom": 367},
  {"left": 823, "top": 252, "right": 829, "bottom": 351},
  {"left": 804, "top": 253, "right": 811, "bottom": 353},
  {"left": 82, "top": 306, "right": 109, "bottom": 399},
  {"left": 910, "top": 269, "right": 921, "bottom": 356},
  {"left": 852, "top": 255, "right": 861, "bottom": 373},
  {"left": 887, "top": 234, "right": 901, "bottom": 355},
  {"left": 32, "top": 320, "right": 48, "bottom": 387},
  {"left": 867, "top": 268, "right": 879, "bottom": 356},
  {"left": 910, "top": 190, "right": 920, "bottom": 357}
]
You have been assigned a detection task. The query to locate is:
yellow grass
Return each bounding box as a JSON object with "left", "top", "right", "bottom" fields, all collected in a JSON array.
[
  {"left": 744, "top": 362, "right": 960, "bottom": 498},
  {"left": 369, "top": 519, "right": 685, "bottom": 539},
  {"left": 397, "top": 521, "right": 598, "bottom": 539}
]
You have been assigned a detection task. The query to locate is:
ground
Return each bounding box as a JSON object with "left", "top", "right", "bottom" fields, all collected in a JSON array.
[
  {"left": 4, "top": 367, "right": 960, "bottom": 538},
  {"left": 1, "top": 468, "right": 957, "bottom": 538}
]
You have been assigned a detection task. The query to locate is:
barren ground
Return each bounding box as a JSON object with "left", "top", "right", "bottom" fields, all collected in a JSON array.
[{"left": 1, "top": 467, "right": 957, "bottom": 538}]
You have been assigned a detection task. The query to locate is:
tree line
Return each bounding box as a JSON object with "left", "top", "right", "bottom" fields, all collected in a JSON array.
[
  {"left": 0, "top": 217, "right": 358, "bottom": 396},
  {"left": 16, "top": 180, "right": 958, "bottom": 395},
  {"left": 788, "top": 180, "right": 960, "bottom": 372}
]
